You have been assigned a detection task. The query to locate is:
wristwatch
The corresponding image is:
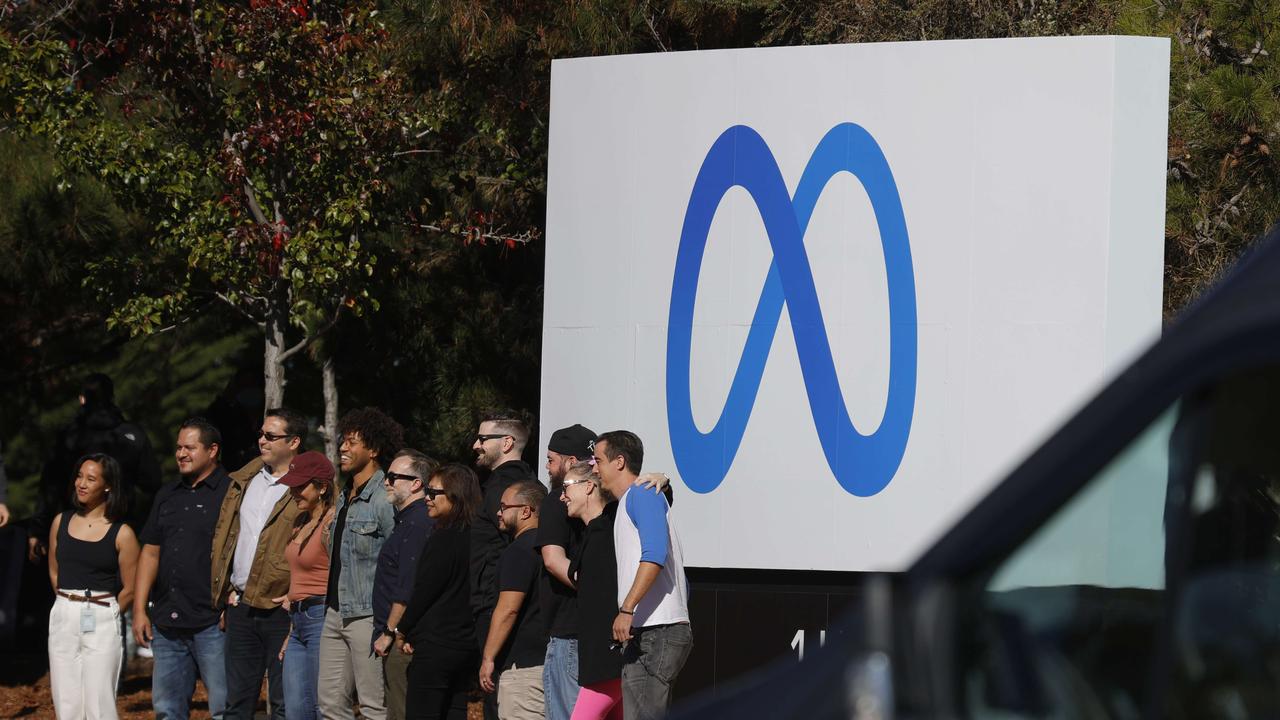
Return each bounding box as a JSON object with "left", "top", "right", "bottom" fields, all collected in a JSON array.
[{"left": 383, "top": 627, "right": 399, "bottom": 638}]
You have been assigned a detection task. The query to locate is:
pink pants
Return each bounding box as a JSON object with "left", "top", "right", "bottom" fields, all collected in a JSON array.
[{"left": 569, "top": 678, "right": 622, "bottom": 720}]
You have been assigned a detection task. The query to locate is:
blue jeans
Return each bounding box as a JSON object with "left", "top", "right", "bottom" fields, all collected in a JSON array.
[
  {"left": 542, "top": 636, "right": 579, "bottom": 720},
  {"left": 152, "top": 622, "right": 227, "bottom": 719},
  {"left": 283, "top": 601, "right": 326, "bottom": 720}
]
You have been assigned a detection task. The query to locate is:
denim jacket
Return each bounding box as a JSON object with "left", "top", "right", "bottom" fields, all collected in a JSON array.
[{"left": 328, "top": 469, "right": 395, "bottom": 618}]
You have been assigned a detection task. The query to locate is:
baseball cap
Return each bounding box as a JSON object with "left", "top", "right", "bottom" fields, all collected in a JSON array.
[
  {"left": 279, "top": 450, "right": 336, "bottom": 487},
  {"left": 547, "top": 424, "right": 596, "bottom": 460}
]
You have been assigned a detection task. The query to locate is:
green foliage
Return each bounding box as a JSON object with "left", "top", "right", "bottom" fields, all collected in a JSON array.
[
  {"left": 8, "top": 0, "right": 1280, "bottom": 482},
  {"left": 760, "top": 0, "right": 1115, "bottom": 45},
  {"left": 2, "top": 321, "right": 256, "bottom": 518},
  {"left": 1120, "top": 0, "right": 1280, "bottom": 315},
  {"left": 1, "top": 0, "right": 436, "bottom": 407}
]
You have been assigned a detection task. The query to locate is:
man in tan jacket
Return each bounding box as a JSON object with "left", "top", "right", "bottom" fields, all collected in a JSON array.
[{"left": 211, "top": 408, "right": 306, "bottom": 719}]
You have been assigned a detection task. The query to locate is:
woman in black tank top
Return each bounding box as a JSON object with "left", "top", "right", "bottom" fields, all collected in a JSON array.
[{"left": 47, "top": 453, "right": 141, "bottom": 720}]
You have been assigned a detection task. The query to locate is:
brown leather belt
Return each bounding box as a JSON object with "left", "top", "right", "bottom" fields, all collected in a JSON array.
[{"left": 57, "top": 590, "right": 115, "bottom": 607}]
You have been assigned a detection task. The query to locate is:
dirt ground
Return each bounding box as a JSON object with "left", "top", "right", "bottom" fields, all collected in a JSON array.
[
  {"left": 0, "top": 658, "right": 213, "bottom": 720},
  {"left": 0, "top": 656, "right": 483, "bottom": 719}
]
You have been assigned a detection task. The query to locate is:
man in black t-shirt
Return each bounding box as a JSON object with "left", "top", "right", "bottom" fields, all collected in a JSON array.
[
  {"left": 535, "top": 424, "right": 596, "bottom": 720},
  {"left": 479, "top": 480, "right": 548, "bottom": 720},
  {"left": 470, "top": 411, "right": 535, "bottom": 720}
]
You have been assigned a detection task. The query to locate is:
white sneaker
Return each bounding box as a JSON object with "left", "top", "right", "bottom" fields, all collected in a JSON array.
[{"left": 137, "top": 645, "right": 154, "bottom": 659}]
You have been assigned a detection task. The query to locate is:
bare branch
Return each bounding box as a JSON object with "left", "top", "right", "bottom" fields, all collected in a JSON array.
[
  {"left": 643, "top": 3, "right": 668, "bottom": 52},
  {"left": 278, "top": 305, "right": 345, "bottom": 363},
  {"left": 187, "top": 0, "right": 209, "bottom": 67},
  {"left": 391, "top": 149, "right": 441, "bottom": 157},
  {"left": 404, "top": 222, "right": 538, "bottom": 246},
  {"left": 17, "top": 0, "right": 77, "bottom": 43},
  {"left": 223, "top": 130, "right": 273, "bottom": 226},
  {"left": 210, "top": 290, "right": 268, "bottom": 322}
]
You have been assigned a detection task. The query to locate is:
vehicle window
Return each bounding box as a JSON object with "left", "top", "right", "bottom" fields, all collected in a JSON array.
[{"left": 957, "top": 366, "right": 1280, "bottom": 720}]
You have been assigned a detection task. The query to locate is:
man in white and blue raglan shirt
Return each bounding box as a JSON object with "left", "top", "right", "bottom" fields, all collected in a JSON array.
[{"left": 593, "top": 430, "right": 692, "bottom": 720}]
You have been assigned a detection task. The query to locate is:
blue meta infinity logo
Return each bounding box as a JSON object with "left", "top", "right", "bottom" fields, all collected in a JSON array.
[{"left": 666, "top": 124, "right": 917, "bottom": 497}]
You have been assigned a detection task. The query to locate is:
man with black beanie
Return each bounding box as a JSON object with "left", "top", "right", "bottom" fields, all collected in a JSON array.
[{"left": 535, "top": 424, "right": 596, "bottom": 720}]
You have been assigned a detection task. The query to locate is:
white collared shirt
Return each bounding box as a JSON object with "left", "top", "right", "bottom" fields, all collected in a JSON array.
[{"left": 230, "top": 466, "right": 289, "bottom": 590}]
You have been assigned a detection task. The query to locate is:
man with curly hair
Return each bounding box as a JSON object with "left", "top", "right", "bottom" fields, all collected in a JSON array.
[{"left": 318, "top": 407, "right": 404, "bottom": 720}]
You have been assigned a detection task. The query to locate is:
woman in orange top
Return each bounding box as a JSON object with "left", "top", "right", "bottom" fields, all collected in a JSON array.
[{"left": 274, "top": 451, "right": 337, "bottom": 720}]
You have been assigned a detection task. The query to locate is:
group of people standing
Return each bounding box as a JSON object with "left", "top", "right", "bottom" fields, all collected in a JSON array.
[{"left": 44, "top": 399, "right": 693, "bottom": 720}]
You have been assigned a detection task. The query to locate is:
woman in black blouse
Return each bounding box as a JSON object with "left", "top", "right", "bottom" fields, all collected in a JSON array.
[
  {"left": 47, "top": 453, "right": 141, "bottom": 720},
  {"left": 397, "top": 463, "right": 483, "bottom": 720},
  {"left": 561, "top": 461, "right": 625, "bottom": 720}
]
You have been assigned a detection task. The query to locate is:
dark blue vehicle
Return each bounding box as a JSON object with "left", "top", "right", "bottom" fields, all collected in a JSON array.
[{"left": 675, "top": 226, "right": 1280, "bottom": 719}]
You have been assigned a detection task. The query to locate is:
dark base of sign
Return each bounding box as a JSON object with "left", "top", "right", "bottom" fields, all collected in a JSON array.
[{"left": 674, "top": 567, "right": 878, "bottom": 701}]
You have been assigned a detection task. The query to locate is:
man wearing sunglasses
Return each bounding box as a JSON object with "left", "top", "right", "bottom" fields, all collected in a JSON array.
[
  {"left": 210, "top": 408, "right": 306, "bottom": 719},
  {"left": 372, "top": 449, "right": 438, "bottom": 720},
  {"left": 470, "top": 411, "right": 536, "bottom": 720}
]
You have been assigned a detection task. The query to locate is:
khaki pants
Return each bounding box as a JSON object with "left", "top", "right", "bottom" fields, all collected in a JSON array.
[
  {"left": 317, "top": 609, "right": 386, "bottom": 720},
  {"left": 496, "top": 663, "right": 544, "bottom": 720},
  {"left": 383, "top": 641, "right": 411, "bottom": 720}
]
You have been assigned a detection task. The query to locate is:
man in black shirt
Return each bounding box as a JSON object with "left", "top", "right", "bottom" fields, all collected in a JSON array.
[
  {"left": 372, "top": 449, "right": 437, "bottom": 720},
  {"left": 480, "top": 480, "right": 548, "bottom": 719},
  {"left": 133, "top": 417, "right": 234, "bottom": 719},
  {"left": 536, "top": 424, "right": 596, "bottom": 720},
  {"left": 470, "top": 411, "right": 535, "bottom": 720},
  {"left": 33, "top": 373, "right": 161, "bottom": 560}
]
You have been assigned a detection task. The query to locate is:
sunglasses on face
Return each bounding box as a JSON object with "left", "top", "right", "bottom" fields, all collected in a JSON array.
[
  {"left": 424, "top": 487, "right": 446, "bottom": 500},
  {"left": 561, "top": 477, "right": 593, "bottom": 491},
  {"left": 475, "top": 433, "right": 511, "bottom": 444},
  {"left": 259, "top": 430, "right": 295, "bottom": 442},
  {"left": 383, "top": 471, "right": 418, "bottom": 484}
]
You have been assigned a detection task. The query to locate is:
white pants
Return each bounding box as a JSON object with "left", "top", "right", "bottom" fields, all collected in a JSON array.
[{"left": 48, "top": 591, "right": 122, "bottom": 720}]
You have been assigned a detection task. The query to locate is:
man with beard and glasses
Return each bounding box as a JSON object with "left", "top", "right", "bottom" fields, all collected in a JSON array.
[
  {"left": 479, "top": 480, "right": 548, "bottom": 720},
  {"left": 470, "top": 411, "right": 535, "bottom": 720},
  {"left": 373, "top": 449, "right": 438, "bottom": 720},
  {"left": 535, "top": 424, "right": 595, "bottom": 720}
]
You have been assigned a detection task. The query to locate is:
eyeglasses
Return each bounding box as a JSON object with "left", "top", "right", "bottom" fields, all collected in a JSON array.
[
  {"left": 475, "top": 433, "right": 511, "bottom": 444},
  {"left": 259, "top": 430, "right": 296, "bottom": 442},
  {"left": 424, "top": 487, "right": 446, "bottom": 500},
  {"left": 498, "top": 503, "right": 531, "bottom": 513},
  {"left": 383, "top": 471, "right": 418, "bottom": 484},
  {"left": 561, "top": 477, "right": 593, "bottom": 490}
]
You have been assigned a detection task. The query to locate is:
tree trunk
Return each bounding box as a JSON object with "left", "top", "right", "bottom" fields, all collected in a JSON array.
[
  {"left": 264, "top": 310, "right": 287, "bottom": 410},
  {"left": 322, "top": 354, "right": 339, "bottom": 469}
]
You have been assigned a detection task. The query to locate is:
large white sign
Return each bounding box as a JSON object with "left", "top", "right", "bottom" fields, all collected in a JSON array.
[{"left": 541, "top": 36, "right": 1169, "bottom": 572}]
